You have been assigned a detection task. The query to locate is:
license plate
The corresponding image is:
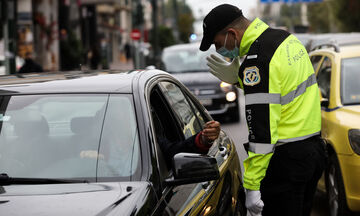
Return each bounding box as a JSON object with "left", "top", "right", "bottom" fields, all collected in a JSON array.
[{"left": 199, "top": 99, "right": 212, "bottom": 106}]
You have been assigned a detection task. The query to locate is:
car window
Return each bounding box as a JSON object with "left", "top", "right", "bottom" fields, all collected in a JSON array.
[
  {"left": 158, "top": 81, "right": 203, "bottom": 138},
  {"left": 186, "top": 94, "right": 209, "bottom": 127},
  {"left": 310, "top": 55, "right": 323, "bottom": 73},
  {"left": 98, "top": 94, "right": 140, "bottom": 179},
  {"left": 149, "top": 86, "right": 184, "bottom": 176},
  {"left": 341, "top": 57, "right": 360, "bottom": 105},
  {"left": 316, "top": 56, "right": 332, "bottom": 99},
  {"left": 149, "top": 82, "right": 211, "bottom": 176},
  {"left": 149, "top": 85, "right": 210, "bottom": 216},
  {"left": 0, "top": 94, "right": 140, "bottom": 181}
]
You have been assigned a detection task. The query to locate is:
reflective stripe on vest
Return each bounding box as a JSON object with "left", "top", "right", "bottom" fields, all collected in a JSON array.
[
  {"left": 276, "top": 131, "right": 320, "bottom": 145},
  {"left": 248, "top": 131, "right": 320, "bottom": 154},
  {"left": 249, "top": 142, "right": 275, "bottom": 154},
  {"left": 245, "top": 73, "right": 317, "bottom": 106}
]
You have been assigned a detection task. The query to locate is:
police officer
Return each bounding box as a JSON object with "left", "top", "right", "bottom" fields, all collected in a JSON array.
[{"left": 199, "top": 4, "right": 326, "bottom": 216}]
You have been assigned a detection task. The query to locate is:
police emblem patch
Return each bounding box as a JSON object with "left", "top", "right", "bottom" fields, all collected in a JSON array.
[{"left": 243, "top": 66, "right": 260, "bottom": 86}]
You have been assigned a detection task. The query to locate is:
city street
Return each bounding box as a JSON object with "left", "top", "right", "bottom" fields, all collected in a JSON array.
[
  {"left": 0, "top": 0, "right": 359, "bottom": 215},
  {"left": 221, "top": 90, "right": 330, "bottom": 216}
]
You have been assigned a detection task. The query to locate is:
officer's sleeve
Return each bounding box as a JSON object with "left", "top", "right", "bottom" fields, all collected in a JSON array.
[{"left": 242, "top": 54, "right": 283, "bottom": 191}]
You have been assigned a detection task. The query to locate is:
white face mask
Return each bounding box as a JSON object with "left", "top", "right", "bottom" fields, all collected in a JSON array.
[{"left": 216, "top": 33, "right": 239, "bottom": 58}]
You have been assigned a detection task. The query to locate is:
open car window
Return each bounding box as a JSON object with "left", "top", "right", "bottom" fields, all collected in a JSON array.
[
  {"left": 316, "top": 56, "right": 332, "bottom": 99},
  {"left": 158, "top": 81, "right": 203, "bottom": 138}
]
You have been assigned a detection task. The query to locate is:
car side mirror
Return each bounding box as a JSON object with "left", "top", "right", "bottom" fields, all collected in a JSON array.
[
  {"left": 165, "top": 153, "right": 220, "bottom": 186},
  {"left": 321, "top": 98, "right": 329, "bottom": 107}
]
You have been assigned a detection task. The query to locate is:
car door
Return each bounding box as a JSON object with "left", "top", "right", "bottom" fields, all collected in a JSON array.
[{"left": 148, "top": 78, "right": 241, "bottom": 216}]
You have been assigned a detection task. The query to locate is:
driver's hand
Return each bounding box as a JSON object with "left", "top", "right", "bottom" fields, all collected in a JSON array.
[{"left": 202, "top": 120, "right": 221, "bottom": 145}]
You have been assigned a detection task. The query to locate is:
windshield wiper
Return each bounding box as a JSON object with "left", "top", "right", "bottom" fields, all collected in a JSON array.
[{"left": 0, "top": 173, "right": 88, "bottom": 186}]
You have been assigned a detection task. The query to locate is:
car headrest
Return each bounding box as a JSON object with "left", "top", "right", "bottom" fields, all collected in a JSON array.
[
  {"left": 12, "top": 110, "right": 49, "bottom": 138},
  {"left": 70, "top": 117, "right": 94, "bottom": 135}
]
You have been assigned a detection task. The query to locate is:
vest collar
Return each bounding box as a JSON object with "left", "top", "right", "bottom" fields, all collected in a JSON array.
[{"left": 239, "top": 18, "right": 269, "bottom": 57}]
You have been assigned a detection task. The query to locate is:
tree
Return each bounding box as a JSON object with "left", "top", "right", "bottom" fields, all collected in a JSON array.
[
  {"left": 330, "top": 0, "right": 360, "bottom": 32},
  {"left": 307, "top": 0, "right": 360, "bottom": 33},
  {"left": 148, "top": 25, "right": 176, "bottom": 67},
  {"left": 278, "top": 4, "right": 302, "bottom": 30},
  {"left": 149, "top": 25, "right": 176, "bottom": 50},
  {"left": 164, "top": 0, "right": 194, "bottom": 43},
  {"left": 178, "top": 13, "right": 195, "bottom": 43},
  {"left": 60, "top": 30, "right": 83, "bottom": 70},
  {"left": 307, "top": 2, "right": 330, "bottom": 33}
]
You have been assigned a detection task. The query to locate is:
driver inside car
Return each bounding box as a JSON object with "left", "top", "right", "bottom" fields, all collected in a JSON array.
[{"left": 151, "top": 107, "right": 221, "bottom": 168}]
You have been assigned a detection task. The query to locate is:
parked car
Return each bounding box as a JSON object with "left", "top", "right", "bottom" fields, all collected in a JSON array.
[
  {"left": 0, "top": 70, "right": 246, "bottom": 216},
  {"left": 161, "top": 43, "right": 240, "bottom": 122},
  {"left": 309, "top": 41, "right": 360, "bottom": 216}
]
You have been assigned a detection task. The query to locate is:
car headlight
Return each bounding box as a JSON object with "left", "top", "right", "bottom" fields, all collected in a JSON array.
[
  {"left": 220, "top": 81, "right": 232, "bottom": 92},
  {"left": 226, "top": 91, "right": 237, "bottom": 102},
  {"left": 349, "top": 129, "right": 360, "bottom": 155}
]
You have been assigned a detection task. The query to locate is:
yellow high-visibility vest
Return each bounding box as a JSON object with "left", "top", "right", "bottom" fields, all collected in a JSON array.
[{"left": 239, "top": 18, "right": 321, "bottom": 190}]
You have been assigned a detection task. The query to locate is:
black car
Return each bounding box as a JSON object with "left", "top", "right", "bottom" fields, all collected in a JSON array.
[
  {"left": 161, "top": 43, "right": 240, "bottom": 122},
  {"left": 0, "top": 70, "right": 246, "bottom": 215}
]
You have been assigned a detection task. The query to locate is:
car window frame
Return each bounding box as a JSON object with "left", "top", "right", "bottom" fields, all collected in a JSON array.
[
  {"left": 310, "top": 55, "right": 324, "bottom": 74},
  {"left": 148, "top": 84, "right": 185, "bottom": 179},
  {"left": 315, "top": 55, "right": 333, "bottom": 100},
  {"left": 145, "top": 76, "right": 221, "bottom": 215},
  {"left": 145, "top": 77, "right": 187, "bottom": 180},
  {"left": 147, "top": 79, "right": 213, "bottom": 179}
]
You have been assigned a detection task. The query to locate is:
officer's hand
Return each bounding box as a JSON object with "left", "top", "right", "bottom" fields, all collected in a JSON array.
[
  {"left": 202, "top": 121, "right": 220, "bottom": 145},
  {"left": 245, "top": 189, "right": 264, "bottom": 215},
  {"left": 206, "top": 54, "right": 240, "bottom": 85}
]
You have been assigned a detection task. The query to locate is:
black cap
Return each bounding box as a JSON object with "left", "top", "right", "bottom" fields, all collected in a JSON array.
[{"left": 200, "top": 4, "right": 243, "bottom": 51}]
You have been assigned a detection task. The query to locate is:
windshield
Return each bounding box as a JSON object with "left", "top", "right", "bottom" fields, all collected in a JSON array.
[
  {"left": 161, "top": 45, "right": 217, "bottom": 73},
  {"left": 341, "top": 57, "right": 360, "bottom": 105},
  {"left": 0, "top": 94, "right": 140, "bottom": 181}
]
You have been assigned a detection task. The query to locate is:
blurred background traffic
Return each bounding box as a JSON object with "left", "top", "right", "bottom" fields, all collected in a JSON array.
[{"left": 0, "top": 0, "right": 359, "bottom": 75}]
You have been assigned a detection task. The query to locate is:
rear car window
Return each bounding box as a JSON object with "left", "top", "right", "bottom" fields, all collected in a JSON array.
[
  {"left": 341, "top": 57, "right": 360, "bottom": 105},
  {"left": 0, "top": 94, "right": 139, "bottom": 181}
]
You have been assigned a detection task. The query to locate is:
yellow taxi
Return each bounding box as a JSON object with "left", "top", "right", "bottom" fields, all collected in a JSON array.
[{"left": 309, "top": 42, "right": 360, "bottom": 216}]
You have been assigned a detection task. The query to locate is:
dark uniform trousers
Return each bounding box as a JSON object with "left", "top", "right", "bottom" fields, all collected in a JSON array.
[{"left": 260, "top": 135, "right": 326, "bottom": 216}]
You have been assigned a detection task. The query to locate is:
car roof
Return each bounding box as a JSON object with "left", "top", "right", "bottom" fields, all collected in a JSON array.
[
  {"left": 337, "top": 44, "right": 360, "bottom": 57},
  {"left": 0, "top": 70, "right": 165, "bottom": 95},
  {"left": 163, "top": 42, "right": 201, "bottom": 52},
  {"left": 162, "top": 42, "right": 216, "bottom": 53},
  {"left": 310, "top": 44, "right": 360, "bottom": 58},
  {"left": 308, "top": 33, "right": 360, "bottom": 51}
]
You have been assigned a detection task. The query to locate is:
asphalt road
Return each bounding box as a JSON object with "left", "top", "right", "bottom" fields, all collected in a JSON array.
[{"left": 217, "top": 89, "right": 330, "bottom": 216}]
